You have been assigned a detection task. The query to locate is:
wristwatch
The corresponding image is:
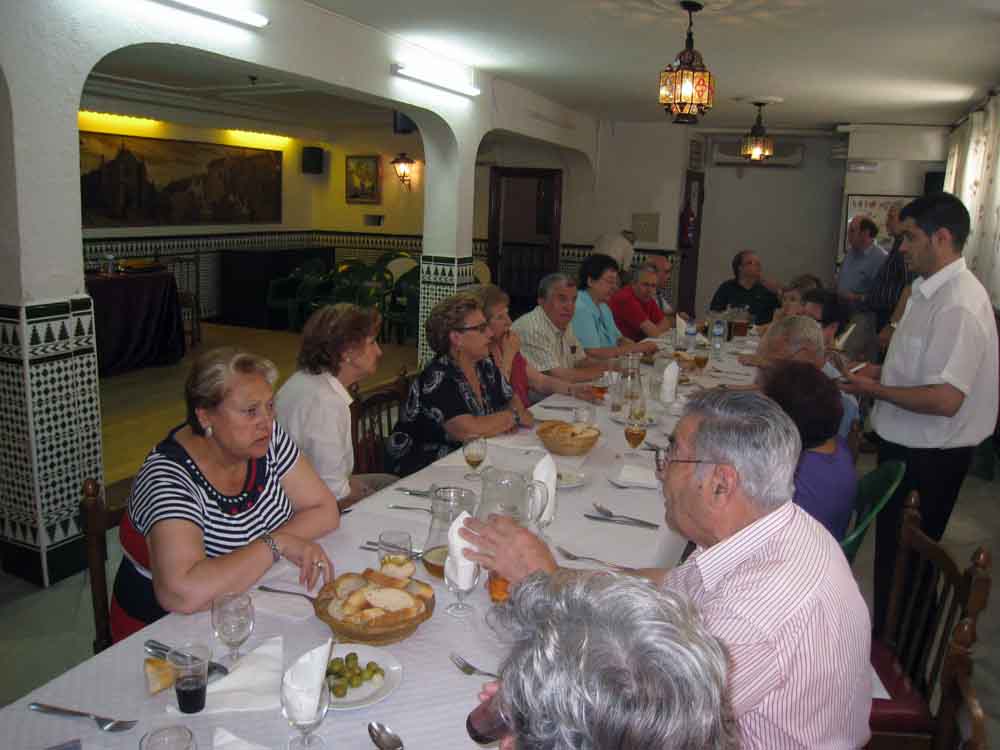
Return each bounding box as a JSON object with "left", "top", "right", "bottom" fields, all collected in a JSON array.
[{"left": 260, "top": 532, "right": 281, "bottom": 563}]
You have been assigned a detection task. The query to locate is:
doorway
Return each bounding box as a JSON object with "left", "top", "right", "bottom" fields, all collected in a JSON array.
[{"left": 487, "top": 167, "right": 562, "bottom": 320}]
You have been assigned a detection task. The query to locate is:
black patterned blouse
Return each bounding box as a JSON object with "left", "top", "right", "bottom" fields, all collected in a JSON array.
[{"left": 387, "top": 354, "right": 513, "bottom": 476}]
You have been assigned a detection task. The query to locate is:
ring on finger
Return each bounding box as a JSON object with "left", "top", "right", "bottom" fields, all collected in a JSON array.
[{"left": 314, "top": 560, "right": 325, "bottom": 568}]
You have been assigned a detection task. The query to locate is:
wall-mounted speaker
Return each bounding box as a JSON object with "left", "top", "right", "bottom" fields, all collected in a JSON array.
[
  {"left": 302, "top": 146, "right": 325, "bottom": 174},
  {"left": 393, "top": 111, "right": 417, "bottom": 134},
  {"left": 923, "top": 170, "right": 945, "bottom": 195}
]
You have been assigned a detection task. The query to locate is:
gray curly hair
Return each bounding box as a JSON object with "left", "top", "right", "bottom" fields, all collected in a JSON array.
[{"left": 491, "top": 570, "right": 738, "bottom": 750}]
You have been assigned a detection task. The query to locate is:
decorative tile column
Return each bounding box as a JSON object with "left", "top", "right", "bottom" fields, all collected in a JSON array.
[
  {"left": 418, "top": 255, "right": 477, "bottom": 364},
  {"left": 0, "top": 296, "right": 103, "bottom": 587}
]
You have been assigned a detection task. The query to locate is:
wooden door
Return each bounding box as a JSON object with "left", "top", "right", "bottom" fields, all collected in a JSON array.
[
  {"left": 676, "top": 169, "right": 705, "bottom": 315},
  {"left": 487, "top": 167, "right": 562, "bottom": 320}
]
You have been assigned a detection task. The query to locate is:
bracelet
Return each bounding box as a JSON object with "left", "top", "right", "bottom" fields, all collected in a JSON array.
[
  {"left": 260, "top": 532, "right": 281, "bottom": 563},
  {"left": 511, "top": 408, "right": 522, "bottom": 427}
]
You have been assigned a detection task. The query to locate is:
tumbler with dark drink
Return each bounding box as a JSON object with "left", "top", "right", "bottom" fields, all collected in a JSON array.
[
  {"left": 167, "top": 643, "right": 209, "bottom": 715},
  {"left": 467, "top": 692, "right": 509, "bottom": 745}
]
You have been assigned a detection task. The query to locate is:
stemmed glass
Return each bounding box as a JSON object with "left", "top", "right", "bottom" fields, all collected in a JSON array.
[
  {"left": 281, "top": 677, "right": 330, "bottom": 749},
  {"left": 444, "top": 560, "right": 481, "bottom": 618},
  {"left": 624, "top": 415, "right": 647, "bottom": 458},
  {"left": 212, "top": 592, "right": 254, "bottom": 665},
  {"left": 463, "top": 437, "right": 488, "bottom": 481}
]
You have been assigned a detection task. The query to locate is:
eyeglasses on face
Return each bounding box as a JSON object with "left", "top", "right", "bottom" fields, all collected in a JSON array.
[
  {"left": 456, "top": 321, "right": 490, "bottom": 334},
  {"left": 654, "top": 445, "right": 719, "bottom": 473}
]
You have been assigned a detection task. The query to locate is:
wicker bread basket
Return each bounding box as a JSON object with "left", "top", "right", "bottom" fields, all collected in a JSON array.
[
  {"left": 536, "top": 420, "right": 601, "bottom": 456},
  {"left": 314, "top": 587, "right": 435, "bottom": 646}
]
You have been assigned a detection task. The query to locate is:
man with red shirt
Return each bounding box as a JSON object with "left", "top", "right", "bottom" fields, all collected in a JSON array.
[{"left": 608, "top": 263, "right": 674, "bottom": 341}]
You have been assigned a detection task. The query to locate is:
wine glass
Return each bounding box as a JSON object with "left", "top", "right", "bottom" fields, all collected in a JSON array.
[
  {"left": 444, "top": 558, "right": 481, "bottom": 618},
  {"left": 463, "top": 437, "right": 488, "bottom": 481},
  {"left": 623, "top": 416, "right": 647, "bottom": 458},
  {"left": 212, "top": 592, "right": 254, "bottom": 665},
  {"left": 281, "top": 677, "right": 330, "bottom": 749}
]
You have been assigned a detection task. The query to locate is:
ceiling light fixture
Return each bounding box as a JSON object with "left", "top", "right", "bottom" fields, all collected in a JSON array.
[
  {"left": 391, "top": 63, "right": 481, "bottom": 97},
  {"left": 740, "top": 102, "right": 775, "bottom": 161},
  {"left": 390, "top": 153, "right": 416, "bottom": 189},
  {"left": 659, "top": 1, "right": 715, "bottom": 124},
  {"left": 153, "top": 0, "right": 269, "bottom": 29}
]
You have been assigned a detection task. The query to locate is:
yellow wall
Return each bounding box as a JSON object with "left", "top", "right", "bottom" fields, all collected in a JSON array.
[{"left": 78, "top": 110, "right": 426, "bottom": 236}]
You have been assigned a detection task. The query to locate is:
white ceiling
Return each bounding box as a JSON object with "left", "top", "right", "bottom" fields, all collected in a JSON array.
[
  {"left": 305, "top": 0, "right": 1000, "bottom": 129},
  {"left": 88, "top": 1, "right": 1000, "bottom": 133}
]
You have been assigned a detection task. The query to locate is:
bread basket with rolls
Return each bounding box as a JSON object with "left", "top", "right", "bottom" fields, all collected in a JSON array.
[
  {"left": 536, "top": 420, "right": 601, "bottom": 456},
  {"left": 314, "top": 558, "right": 435, "bottom": 645}
]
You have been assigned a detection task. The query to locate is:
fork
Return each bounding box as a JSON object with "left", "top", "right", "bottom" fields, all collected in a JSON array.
[
  {"left": 592, "top": 502, "right": 659, "bottom": 528},
  {"left": 257, "top": 585, "right": 316, "bottom": 602},
  {"left": 450, "top": 652, "right": 499, "bottom": 679},
  {"left": 28, "top": 702, "right": 137, "bottom": 733},
  {"left": 555, "top": 545, "right": 636, "bottom": 572}
]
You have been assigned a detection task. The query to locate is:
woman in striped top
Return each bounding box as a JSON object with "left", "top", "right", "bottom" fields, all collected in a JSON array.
[{"left": 110, "top": 347, "right": 341, "bottom": 642}]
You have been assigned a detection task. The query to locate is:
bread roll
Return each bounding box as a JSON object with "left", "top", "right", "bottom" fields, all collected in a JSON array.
[
  {"left": 363, "top": 568, "right": 410, "bottom": 589},
  {"left": 365, "top": 587, "right": 417, "bottom": 613},
  {"left": 405, "top": 579, "right": 434, "bottom": 601},
  {"left": 380, "top": 558, "right": 416, "bottom": 579},
  {"left": 332, "top": 572, "right": 368, "bottom": 599},
  {"left": 144, "top": 657, "right": 174, "bottom": 694}
]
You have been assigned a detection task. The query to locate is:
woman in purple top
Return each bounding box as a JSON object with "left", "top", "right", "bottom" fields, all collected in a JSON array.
[{"left": 762, "top": 361, "right": 857, "bottom": 540}]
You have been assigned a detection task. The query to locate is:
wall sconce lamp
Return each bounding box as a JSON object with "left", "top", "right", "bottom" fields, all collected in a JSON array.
[{"left": 391, "top": 153, "right": 416, "bottom": 189}]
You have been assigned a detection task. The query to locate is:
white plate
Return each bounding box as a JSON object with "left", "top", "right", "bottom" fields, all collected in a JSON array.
[
  {"left": 556, "top": 471, "right": 587, "bottom": 490},
  {"left": 328, "top": 644, "right": 402, "bottom": 710},
  {"left": 608, "top": 412, "right": 659, "bottom": 427}
]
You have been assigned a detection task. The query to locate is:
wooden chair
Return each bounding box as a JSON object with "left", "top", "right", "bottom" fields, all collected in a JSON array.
[
  {"left": 868, "top": 494, "right": 992, "bottom": 749},
  {"left": 934, "top": 619, "right": 988, "bottom": 750},
  {"left": 841, "top": 460, "right": 905, "bottom": 564},
  {"left": 848, "top": 418, "right": 863, "bottom": 463},
  {"left": 349, "top": 370, "right": 411, "bottom": 495},
  {"left": 81, "top": 477, "right": 132, "bottom": 653}
]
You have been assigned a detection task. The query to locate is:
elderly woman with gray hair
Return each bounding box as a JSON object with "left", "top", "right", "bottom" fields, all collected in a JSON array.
[
  {"left": 110, "top": 347, "right": 340, "bottom": 642},
  {"left": 471, "top": 570, "right": 738, "bottom": 750}
]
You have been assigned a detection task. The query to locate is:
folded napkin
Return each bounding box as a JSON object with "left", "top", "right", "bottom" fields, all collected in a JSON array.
[
  {"left": 871, "top": 666, "right": 890, "bottom": 700},
  {"left": 446, "top": 510, "right": 478, "bottom": 588},
  {"left": 660, "top": 361, "right": 679, "bottom": 404},
  {"left": 615, "top": 464, "right": 659, "bottom": 489},
  {"left": 533, "top": 453, "right": 557, "bottom": 526},
  {"left": 169, "top": 636, "right": 283, "bottom": 714},
  {"left": 214, "top": 728, "right": 269, "bottom": 750},
  {"left": 253, "top": 589, "right": 314, "bottom": 621},
  {"left": 282, "top": 639, "right": 333, "bottom": 723}
]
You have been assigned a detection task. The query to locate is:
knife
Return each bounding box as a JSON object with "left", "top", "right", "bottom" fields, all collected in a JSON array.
[
  {"left": 144, "top": 639, "right": 230, "bottom": 678},
  {"left": 387, "top": 504, "right": 432, "bottom": 513},
  {"left": 582, "top": 513, "right": 660, "bottom": 530},
  {"left": 536, "top": 404, "right": 575, "bottom": 411},
  {"left": 395, "top": 487, "right": 431, "bottom": 497}
]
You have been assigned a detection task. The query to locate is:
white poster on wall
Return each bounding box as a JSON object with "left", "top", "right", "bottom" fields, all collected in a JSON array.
[{"left": 844, "top": 193, "right": 919, "bottom": 252}]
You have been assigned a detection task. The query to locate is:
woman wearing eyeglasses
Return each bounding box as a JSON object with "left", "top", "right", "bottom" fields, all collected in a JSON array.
[{"left": 387, "top": 293, "right": 532, "bottom": 476}]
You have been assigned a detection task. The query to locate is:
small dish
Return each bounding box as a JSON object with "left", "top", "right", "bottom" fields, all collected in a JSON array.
[
  {"left": 556, "top": 471, "right": 587, "bottom": 490},
  {"left": 328, "top": 645, "right": 403, "bottom": 711},
  {"left": 609, "top": 412, "right": 659, "bottom": 428}
]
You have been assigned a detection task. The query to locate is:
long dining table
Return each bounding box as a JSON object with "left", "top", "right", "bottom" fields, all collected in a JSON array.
[{"left": 2, "top": 342, "right": 757, "bottom": 750}]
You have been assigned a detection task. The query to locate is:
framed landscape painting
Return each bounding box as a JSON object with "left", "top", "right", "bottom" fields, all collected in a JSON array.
[
  {"left": 346, "top": 154, "right": 381, "bottom": 204},
  {"left": 79, "top": 131, "right": 281, "bottom": 227}
]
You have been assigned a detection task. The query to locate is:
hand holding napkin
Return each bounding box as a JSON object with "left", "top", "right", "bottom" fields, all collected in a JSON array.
[
  {"left": 214, "top": 728, "right": 270, "bottom": 750},
  {"left": 282, "top": 639, "right": 333, "bottom": 722},
  {"left": 615, "top": 464, "right": 660, "bottom": 489},
  {"left": 660, "top": 361, "right": 679, "bottom": 404},
  {"left": 168, "top": 636, "right": 283, "bottom": 714},
  {"left": 446, "top": 510, "right": 478, "bottom": 588},
  {"left": 532, "top": 453, "right": 557, "bottom": 526}
]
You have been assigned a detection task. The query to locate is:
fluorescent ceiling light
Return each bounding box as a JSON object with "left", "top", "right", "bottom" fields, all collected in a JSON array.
[
  {"left": 391, "top": 63, "right": 480, "bottom": 97},
  {"left": 155, "top": 0, "right": 269, "bottom": 28}
]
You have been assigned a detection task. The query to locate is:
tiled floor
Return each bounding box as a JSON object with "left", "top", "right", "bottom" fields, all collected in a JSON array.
[{"left": 1, "top": 459, "right": 996, "bottom": 739}]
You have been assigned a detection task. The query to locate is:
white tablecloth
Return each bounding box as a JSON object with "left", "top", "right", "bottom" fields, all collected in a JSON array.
[{"left": 2, "top": 347, "right": 756, "bottom": 750}]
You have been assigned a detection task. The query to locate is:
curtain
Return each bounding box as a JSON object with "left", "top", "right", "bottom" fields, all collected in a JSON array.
[{"left": 944, "top": 95, "right": 1000, "bottom": 303}]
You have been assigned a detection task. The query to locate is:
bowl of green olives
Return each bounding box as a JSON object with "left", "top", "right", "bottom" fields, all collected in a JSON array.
[{"left": 324, "top": 645, "right": 403, "bottom": 709}]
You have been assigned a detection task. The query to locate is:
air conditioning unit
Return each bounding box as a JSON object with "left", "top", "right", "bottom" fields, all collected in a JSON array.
[{"left": 712, "top": 141, "right": 805, "bottom": 168}]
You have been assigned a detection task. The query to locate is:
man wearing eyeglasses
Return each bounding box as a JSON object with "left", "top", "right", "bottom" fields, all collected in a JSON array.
[{"left": 462, "top": 389, "right": 872, "bottom": 749}]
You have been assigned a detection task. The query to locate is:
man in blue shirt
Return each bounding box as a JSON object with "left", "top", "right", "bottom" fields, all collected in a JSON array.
[{"left": 839, "top": 216, "right": 888, "bottom": 302}]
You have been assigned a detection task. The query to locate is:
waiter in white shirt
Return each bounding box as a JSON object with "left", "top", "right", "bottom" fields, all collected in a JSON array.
[{"left": 842, "top": 192, "right": 998, "bottom": 633}]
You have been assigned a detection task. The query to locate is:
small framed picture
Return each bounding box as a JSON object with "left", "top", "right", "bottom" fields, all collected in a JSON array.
[{"left": 345, "top": 154, "right": 381, "bottom": 204}]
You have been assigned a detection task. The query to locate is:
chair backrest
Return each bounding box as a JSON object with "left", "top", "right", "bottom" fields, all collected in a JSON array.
[
  {"left": 881, "top": 494, "right": 992, "bottom": 704},
  {"left": 933, "top": 619, "right": 988, "bottom": 750},
  {"left": 840, "top": 460, "right": 905, "bottom": 563},
  {"left": 81, "top": 478, "right": 129, "bottom": 653},
  {"left": 847, "top": 418, "right": 863, "bottom": 463},
  {"left": 160, "top": 254, "right": 202, "bottom": 346},
  {"left": 350, "top": 370, "right": 411, "bottom": 478}
]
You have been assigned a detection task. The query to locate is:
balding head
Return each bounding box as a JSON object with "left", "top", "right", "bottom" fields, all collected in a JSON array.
[{"left": 758, "top": 315, "right": 825, "bottom": 369}]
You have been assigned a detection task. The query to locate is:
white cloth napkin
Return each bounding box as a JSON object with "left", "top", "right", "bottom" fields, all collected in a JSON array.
[
  {"left": 615, "top": 464, "right": 659, "bottom": 489},
  {"left": 167, "top": 636, "right": 283, "bottom": 715},
  {"left": 660, "top": 361, "right": 679, "bottom": 403},
  {"left": 446, "top": 510, "right": 478, "bottom": 588},
  {"left": 282, "top": 639, "right": 333, "bottom": 722},
  {"left": 871, "top": 666, "right": 890, "bottom": 700},
  {"left": 532, "top": 453, "right": 557, "bottom": 525},
  {"left": 214, "top": 728, "right": 269, "bottom": 750},
  {"left": 252, "top": 589, "right": 314, "bottom": 621}
]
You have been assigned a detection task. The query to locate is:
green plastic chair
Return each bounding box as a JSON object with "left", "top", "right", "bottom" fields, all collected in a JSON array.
[{"left": 840, "top": 460, "right": 906, "bottom": 564}]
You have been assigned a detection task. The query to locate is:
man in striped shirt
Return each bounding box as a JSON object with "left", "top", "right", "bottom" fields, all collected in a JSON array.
[{"left": 463, "top": 389, "right": 872, "bottom": 748}]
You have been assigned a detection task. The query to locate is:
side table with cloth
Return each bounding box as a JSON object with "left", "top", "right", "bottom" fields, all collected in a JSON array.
[{"left": 85, "top": 270, "right": 185, "bottom": 376}]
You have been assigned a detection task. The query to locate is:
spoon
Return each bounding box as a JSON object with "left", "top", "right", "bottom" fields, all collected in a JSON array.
[{"left": 369, "top": 720, "right": 405, "bottom": 750}]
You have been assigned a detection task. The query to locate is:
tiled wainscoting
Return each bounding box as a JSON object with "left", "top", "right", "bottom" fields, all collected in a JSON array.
[{"left": 0, "top": 299, "right": 103, "bottom": 587}]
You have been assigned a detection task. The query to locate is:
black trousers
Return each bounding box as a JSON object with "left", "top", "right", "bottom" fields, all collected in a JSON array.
[{"left": 873, "top": 437, "right": 974, "bottom": 634}]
